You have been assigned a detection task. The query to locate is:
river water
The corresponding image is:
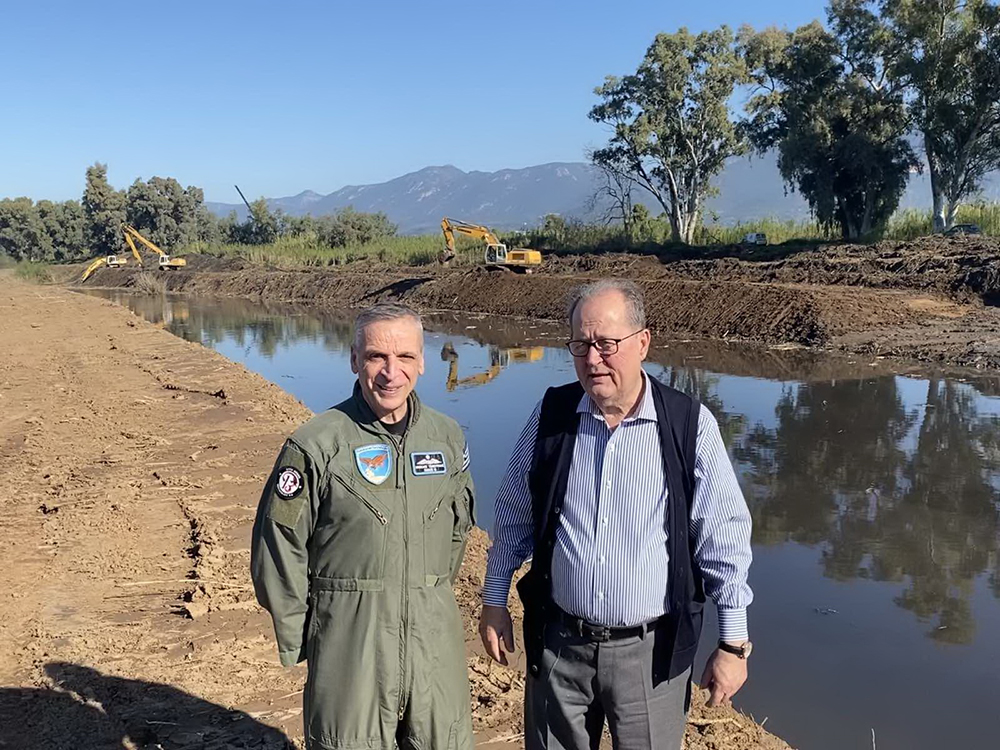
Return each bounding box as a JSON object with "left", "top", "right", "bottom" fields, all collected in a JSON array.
[{"left": 86, "top": 291, "right": 1000, "bottom": 750}]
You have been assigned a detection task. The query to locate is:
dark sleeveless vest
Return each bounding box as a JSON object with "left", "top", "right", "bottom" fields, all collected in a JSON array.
[{"left": 515, "top": 377, "right": 704, "bottom": 683}]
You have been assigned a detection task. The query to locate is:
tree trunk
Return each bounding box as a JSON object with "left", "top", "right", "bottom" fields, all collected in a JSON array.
[
  {"left": 945, "top": 198, "right": 960, "bottom": 230},
  {"left": 925, "top": 134, "right": 947, "bottom": 233}
]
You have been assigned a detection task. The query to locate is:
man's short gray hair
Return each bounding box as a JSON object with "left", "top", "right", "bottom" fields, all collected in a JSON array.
[
  {"left": 567, "top": 279, "right": 646, "bottom": 330},
  {"left": 353, "top": 302, "right": 423, "bottom": 348}
]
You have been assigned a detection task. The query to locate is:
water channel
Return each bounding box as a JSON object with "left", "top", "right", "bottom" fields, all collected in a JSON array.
[{"left": 85, "top": 290, "right": 1000, "bottom": 750}]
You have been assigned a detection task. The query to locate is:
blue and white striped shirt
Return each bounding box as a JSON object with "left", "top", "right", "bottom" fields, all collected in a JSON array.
[{"left": 483, "top": 371, "right": 753, "bottom": 641}]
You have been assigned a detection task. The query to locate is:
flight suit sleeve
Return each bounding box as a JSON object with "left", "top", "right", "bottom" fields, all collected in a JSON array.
[
  {"left": 251, "top": 439, "right": 318, "bottom": 667},
  {"left": 449, "top": 439, "right": 475, "bottom": 583}
]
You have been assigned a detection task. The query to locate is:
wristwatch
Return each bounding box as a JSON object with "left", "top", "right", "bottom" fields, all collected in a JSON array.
[{"left": 718, "top": 640, "right": 753, "bottom": 659}]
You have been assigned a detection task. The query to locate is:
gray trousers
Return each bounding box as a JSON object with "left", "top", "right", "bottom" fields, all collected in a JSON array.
[{"left": 525, "top": 620, "right": 690, "bottom": 750}]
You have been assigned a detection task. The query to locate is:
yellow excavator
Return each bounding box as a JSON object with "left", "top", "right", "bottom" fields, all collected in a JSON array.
[
  {"left": 440, "top": 342, "right": 544, "bottom": 391},
  {"left": 81, "top": 252, "right": 131, "bottom": 282},
  {"left": 81, "top": 224, "right": 186, "bottom": 282},
  {"left": 440, "top": 217, "right": 542, "bottom": 271}
]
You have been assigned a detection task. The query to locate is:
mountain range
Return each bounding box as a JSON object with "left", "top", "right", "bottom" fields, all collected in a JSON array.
[{"left": 207, "top": 154, "right": 1000, "bottom": 235}]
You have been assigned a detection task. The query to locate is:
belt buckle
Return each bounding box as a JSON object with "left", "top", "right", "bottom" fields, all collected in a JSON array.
[{"left": 581, "top": 621, "right": 611, "bottom": 642}]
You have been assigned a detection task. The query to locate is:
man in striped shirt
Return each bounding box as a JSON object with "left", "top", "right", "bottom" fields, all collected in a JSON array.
[{"left": 478, "top": 279, "right": 753, "bottom": 750}]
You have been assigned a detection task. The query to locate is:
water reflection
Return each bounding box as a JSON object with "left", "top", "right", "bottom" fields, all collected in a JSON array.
[
  {"left": 440, "top": 343, "right": 545, "bottom": 391},
  {"left": 732, "top": 377, "right": 1000, "bottom": 644}
]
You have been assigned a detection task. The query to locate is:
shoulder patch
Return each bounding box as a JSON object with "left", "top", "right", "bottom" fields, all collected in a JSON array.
[
  {"left": 275, "top": 466, "right": 304, "bottom": 499},
  {"left": 461, "top": 442, "right": 470, "bottom": 472}
]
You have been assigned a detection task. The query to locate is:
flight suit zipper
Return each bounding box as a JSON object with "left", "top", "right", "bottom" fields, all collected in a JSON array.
[
  {"left": 395, "top": 434, "right": 409, "bottom": 722},
  {"left": 330, "top": 473, "right": 388, "bottom": 525}
]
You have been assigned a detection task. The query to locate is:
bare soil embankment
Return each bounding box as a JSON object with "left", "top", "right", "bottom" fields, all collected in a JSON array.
[
  {"left": 75, "top": 234, "right": 1000, "bottom": 371},
  {"left": 0, "top": 279, "right": 788, "bottom": 750}
]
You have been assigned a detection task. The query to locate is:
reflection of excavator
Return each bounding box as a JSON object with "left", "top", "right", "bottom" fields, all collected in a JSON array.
[
  {"left": 81, "top": 224, "right": 187, "bottom": 282},
  {"left": 440, "top": 217, "right": 542, "bottom": 271},
  {"left": 440, "top": 342, "right": 544, "bottom": 391}
]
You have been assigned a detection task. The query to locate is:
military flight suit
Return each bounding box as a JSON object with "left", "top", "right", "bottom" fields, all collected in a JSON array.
[{"left": 251, "top": 383, "right": 475, "bottom": 750}]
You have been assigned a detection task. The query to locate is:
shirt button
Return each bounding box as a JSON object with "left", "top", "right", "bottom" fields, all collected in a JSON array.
[
  {"left": 608, "top": 444, "right": 615, "bottom": 452},
  {"left": 600, "top": 555, "right": 606, "bottom": 564},
  {"left": 606, "top": 480, "right": 612, "bottom": 489},
  {"left": 597, "top": 592, "right": 605, "bottom": 600},
  {"left": 602, "top": 517, "right": 609, "bottom": 526}
]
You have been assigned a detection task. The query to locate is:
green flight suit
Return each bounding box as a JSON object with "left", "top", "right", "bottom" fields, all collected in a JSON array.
[{"left": 251, "top": 383, "right": 475, "bottom": 750}]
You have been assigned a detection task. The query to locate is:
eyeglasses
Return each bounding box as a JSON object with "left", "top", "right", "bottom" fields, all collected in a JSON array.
[{"left": 565, "top": 330, "right": 644, "bottom": 357}]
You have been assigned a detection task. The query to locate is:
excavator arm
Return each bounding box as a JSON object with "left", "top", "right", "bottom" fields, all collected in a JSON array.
[
  {"left": 81, "top": 257, "right": 108, "bottom": 282},
  {"left": 120, "top": 224, "right": 186, "bottom": 270},
  {"left": 440, "top": 217, "right": 506, "bottom": 265}
]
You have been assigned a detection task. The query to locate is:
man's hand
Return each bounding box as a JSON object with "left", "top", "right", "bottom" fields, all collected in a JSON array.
[
  {"left": 700, "top": 646, "right": 748, "bottom": 707},
  {"left": 479, "top": 604, "right": 515, "bottom": 666}
]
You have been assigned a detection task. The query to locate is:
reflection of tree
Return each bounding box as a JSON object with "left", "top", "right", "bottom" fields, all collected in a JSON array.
[
  {"left": 738, "top": 377, "right": 1000, "bottom": 644},
  {"left": 650, "top": 363, "right": 747, "bottom": 446},
  {"left": 736, "top": 379, "right": 914, "bottom": 547},
  {"left": 149, "top": 297, "right": 355, "bottom": 357}
]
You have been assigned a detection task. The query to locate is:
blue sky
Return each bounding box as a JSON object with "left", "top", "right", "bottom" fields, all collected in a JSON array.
[{"left": 2, "top": 1, "right": 827, "bottom": 203}]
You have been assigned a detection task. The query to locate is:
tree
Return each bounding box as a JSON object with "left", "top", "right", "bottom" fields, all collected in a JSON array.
[
  {"left": 126, "top": 176, "right": 211, "bottom": 249},
  {"left": 742, "top": 3, "right": 918, "bottom": 239},
  {"left": 589, "top": 26, "right": 749, "bottom": 244},
  {"left": 316, "top": 207, "right": 397, "bottom": 247},
  {"left": 37, "top": 200, "right": 86, "bottom": 261},
  {"left": 82, "top": 163, "right": 127, "bottom": 256},
  {"left": 585, "top": 148, "right": 637, "bottom": 236},
  {"left": 0, "top": 198, "right": 48, "bottom": 261},
  {"left": 885, "top": 0, "right": 1000, "bottom": 230}
]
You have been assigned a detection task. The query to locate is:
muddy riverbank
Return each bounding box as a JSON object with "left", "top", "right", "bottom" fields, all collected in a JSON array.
[
  {"left": 0, "top": 279, "right": 788, "bottom": 749},
  {"left": 69, "top": 235, "right": 1000, "bottom": 371}
]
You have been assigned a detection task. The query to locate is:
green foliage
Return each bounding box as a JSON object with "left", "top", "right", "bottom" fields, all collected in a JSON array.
[
  {"left": 741, "top": 5, "right": 918, "bottom": 240},
  {"left": 590, "top": 26, "right": 749, "bottom": 244},
  {"left": 14, "top": 260, "right": 51, "bottom": 283},
  {"left": 126, "top": 176, "right": 216, "bottom": 248},
  {"left": 884, "top": 0, "right": 1000, "bottom": 230},
  {"left": 0, "top": 197, "right": 87, "bottom": 262},
  {"left": 218, "top": 202, "right": 396, "bottom": 250},
  {"left": 83, "top": 163, "right": 127, "bottom": 256}
]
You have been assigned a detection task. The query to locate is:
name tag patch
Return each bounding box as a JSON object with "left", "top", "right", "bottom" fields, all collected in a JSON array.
[{"left": 411, "top": 451, "right": 447, "bottom": 476}]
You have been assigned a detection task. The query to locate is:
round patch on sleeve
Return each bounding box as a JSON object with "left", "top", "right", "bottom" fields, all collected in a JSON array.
[{"left": 275, "top": 466, "right": 304, "bottom": 499}]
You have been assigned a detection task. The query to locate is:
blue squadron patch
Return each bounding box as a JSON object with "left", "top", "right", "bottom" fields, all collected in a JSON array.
[
  {"left": 355, "top": 444, "right": 392, "bottom": 485},
  {"left": 410, "top": 451, "right": 447, "bottom": 476}
]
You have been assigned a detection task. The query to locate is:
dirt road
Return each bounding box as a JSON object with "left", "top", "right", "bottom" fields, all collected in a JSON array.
[
  {"left": 0, "top": 279, "right": 787, "bottom": 749},
  {"left": 73, "top": 234, "right": 1000, "bottom": 371}
]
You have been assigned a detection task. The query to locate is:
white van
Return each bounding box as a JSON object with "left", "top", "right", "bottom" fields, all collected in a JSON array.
[{"left": 741, "top": 232, "right": 768, "bottom": 245}]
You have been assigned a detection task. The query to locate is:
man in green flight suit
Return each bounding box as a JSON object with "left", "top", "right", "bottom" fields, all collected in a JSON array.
[{"left": 251, "top": 302, "right": 475, "bottom": 750}]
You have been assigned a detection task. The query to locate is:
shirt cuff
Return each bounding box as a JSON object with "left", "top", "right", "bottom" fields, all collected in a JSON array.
[
  {"left": 718, "top": 607, "right": 748, "bottom": 642},
  {"left": 482, "top": 575, "right": 513, "bottom": 608}
]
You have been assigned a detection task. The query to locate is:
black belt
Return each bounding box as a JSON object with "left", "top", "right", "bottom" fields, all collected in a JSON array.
[{"left": 553, "top": 607, "right": 664, "bottom": 643}]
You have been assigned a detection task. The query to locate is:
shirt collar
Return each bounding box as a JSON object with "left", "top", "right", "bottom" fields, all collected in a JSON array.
[{"left": 576, "top": 370, "right": 656, "bottom": 423}]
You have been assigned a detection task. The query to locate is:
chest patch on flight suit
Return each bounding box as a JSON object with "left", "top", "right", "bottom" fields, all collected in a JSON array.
[
  {"left": 410, "top": 451, "right": 447, "bottom": 476},
  {"left": 275, "top": 466, "right": 303, "bottom": 499},
  {"left": 355, "top": 444, "right": 393, "bottom": 485}
]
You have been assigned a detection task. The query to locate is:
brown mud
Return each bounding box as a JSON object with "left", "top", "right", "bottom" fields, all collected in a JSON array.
[
  {"left": 0, "top": 279, "right": 788, "bottom": 749},
  {"left": 71, "top": 235, "right": 1000, "bottom": 371}
]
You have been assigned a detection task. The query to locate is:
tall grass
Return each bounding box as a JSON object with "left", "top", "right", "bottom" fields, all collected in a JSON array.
[
  {"left": 14, "top": 260, "right": 51, "bottom": 283},
  {"left": 186, "top": 233, "right": 486, "bottom": 269}
]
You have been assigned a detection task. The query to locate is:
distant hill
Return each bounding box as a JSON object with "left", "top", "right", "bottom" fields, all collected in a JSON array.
[{"left": 207, "top": 155, "right": 1000, "bottom": 235}]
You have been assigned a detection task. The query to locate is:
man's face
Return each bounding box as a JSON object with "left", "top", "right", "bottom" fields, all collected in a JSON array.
[
  {"left": 571, "top": 291, "right": 650, "bottom": 407},
  {"left": 351, "top": 317, "right": 425, "bottom": 421}
]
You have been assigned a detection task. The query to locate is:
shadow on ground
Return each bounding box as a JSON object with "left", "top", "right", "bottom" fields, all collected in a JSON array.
[{"left": 0, "top": 662, "right": 293, "bottom": 749}]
